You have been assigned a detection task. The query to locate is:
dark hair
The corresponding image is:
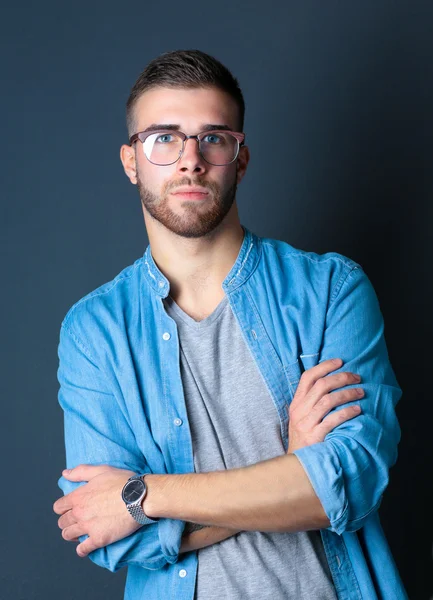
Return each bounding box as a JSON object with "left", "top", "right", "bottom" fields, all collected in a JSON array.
[{"left": 126, "top": 49, "right": 245, "bottom": 137}]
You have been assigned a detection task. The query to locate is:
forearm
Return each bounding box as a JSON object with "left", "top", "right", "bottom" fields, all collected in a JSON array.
[
  {"left": 143, "top": 453, "right": 330, "bottom": 533},
  {"left": 179, "top": 525, "right": 242, "bottom": 553}
]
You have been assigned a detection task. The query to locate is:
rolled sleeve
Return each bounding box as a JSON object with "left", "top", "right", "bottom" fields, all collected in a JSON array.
[
  {"left": 293, "top": 265, "right": 402, "bottom": 534},
  {"left": 56, "top": 322, "right": 182, "bottom": 572}
]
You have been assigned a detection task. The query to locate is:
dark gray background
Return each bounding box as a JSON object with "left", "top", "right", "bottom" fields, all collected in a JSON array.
[{"left": 2, "top": 1, "right": 432, "bottom": 598}]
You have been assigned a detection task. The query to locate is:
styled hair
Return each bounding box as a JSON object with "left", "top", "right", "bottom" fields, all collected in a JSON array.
[{"left": 126, "top": 49, "right": 245, "bottom": 137}]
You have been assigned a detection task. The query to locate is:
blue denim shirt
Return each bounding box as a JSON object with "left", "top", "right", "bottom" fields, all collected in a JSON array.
[{"left": 57, "top": 225, "right": 408, "bottom": 600}]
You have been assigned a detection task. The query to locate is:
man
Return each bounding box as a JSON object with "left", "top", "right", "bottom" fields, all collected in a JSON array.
[{"left": 53, "top": 49, "right": 407, "bottom": 599}]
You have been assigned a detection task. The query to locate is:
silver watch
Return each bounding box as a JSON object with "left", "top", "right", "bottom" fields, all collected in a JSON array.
[{"left": 121, "top": 474, "right": 158, "bottom": 525}]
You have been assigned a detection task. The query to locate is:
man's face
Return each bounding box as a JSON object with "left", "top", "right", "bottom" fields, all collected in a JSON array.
[{"left": 121, "top": 86, "right": 249, "bottom": 239}]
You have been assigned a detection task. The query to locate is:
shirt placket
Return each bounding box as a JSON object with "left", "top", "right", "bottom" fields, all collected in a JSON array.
[
  {"left": 226, "top": 284, "right": 293, "bottom": 452},
  {"left": 157, "top": 299, "right": 198, "bottom": 600}
]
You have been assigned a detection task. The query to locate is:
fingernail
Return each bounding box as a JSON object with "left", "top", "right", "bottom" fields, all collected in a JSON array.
[
  {"left": 356, "top": 388, "right": 364, "bottom": 396},
  {"left": 63, "top": 469, "right": 71, "bottom": 474},
  {"left": 332, "top": 358, "right": 342, "bottom": 365}
]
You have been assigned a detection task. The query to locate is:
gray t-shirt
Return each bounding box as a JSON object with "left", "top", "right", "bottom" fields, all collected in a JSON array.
[{"left": 163, "top": 293, "right": 337, "bottom": 600}]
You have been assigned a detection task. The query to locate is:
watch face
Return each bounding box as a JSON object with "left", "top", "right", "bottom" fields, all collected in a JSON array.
[{"left": 122, "top": 478, "right": 145, "bottom": 503}]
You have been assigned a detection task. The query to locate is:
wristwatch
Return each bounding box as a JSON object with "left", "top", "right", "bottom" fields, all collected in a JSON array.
[{"left": 121, "top": 474, "right": 159, "bottom": 525}]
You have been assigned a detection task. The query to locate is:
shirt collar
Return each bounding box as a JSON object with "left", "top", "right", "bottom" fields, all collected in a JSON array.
[{"left": 142, "top": 224, "right": 261, "bottom": 297}]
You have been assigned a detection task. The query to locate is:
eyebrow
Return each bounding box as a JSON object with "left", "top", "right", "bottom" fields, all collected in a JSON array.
[{"left": 141, "top": 123, "right": 233, "bottom": 133}]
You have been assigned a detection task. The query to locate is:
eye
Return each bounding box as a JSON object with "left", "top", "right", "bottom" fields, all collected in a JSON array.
[
  {"left": 156, "top": 134, "right": 175, "bottom": 143},
  {"left": 202, "top": 134, "right": 222, "bottom": 144}
]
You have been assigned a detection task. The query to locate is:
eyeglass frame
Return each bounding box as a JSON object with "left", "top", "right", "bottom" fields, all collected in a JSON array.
[{"left": 129, "top": 129, "right": 246, "bottom": 166}]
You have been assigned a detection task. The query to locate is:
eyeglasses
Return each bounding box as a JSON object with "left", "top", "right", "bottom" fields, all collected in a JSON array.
[{"left": 129, "top": 129, "right": 246, "bottom": 166}]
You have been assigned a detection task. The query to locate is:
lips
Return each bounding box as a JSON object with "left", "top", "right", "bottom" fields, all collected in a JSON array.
[
  {"left": 171, "top": 187, "right": 210, "bottom": 201},
  {"left": 172, "top": 187, "right": 209, "bottom": 195}
]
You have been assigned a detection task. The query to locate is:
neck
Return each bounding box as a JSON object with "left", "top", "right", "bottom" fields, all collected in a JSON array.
[{"left": 145, "top": 209, "right": 244, "bottom": 304}]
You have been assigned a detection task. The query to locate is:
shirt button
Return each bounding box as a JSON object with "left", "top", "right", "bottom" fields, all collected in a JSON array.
[
  {"left": 162, "top": 332, "right": 171, "bottom": 340},
  {"left": 158, "top": 281, "right": 164, "bottom": 288},
  {"left": 179, "top": 569, "right": 187, "bottom": 578},
  {"left": 174, "top": 418, "right": 183, "bottom": 426}
]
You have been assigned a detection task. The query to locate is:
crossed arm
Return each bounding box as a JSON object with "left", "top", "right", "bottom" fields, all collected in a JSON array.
[
  {"left": 53, "top": 358, "right": 364, "bottom": 557},
  {"left": 53, "top": 266, "right": 401, "bottom": 566}
]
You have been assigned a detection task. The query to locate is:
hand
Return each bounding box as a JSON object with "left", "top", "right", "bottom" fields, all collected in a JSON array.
[
  {"left": 53, "top": 465, "right": 140, "bottom": 557},
  {"left": 287, "top": 358, "right": 364, "bottom": 454}
]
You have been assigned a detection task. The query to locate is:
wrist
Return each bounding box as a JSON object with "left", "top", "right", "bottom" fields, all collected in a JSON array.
[{"left": 142, "top": 474, "right": 166, "bottom": 519}]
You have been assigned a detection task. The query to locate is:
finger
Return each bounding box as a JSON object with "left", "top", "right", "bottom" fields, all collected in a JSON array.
[
  {"left": 298, "top": 371, "right": 362, "bottom": 416},
  {"left": 303, "top": 387, "right": 364, "bottom": 429},
  {"left": 76, "top": 537, "right": 98, "bottom": 558},
  {"left": 53, "top": 494, "right": 74, "bottom": 515},
  {"left": 292, "top": 358, "right": 343, "bottom": 407},
  {"left": 316, "top": 404, "right": 362, "bottom": 437},
  {"left": 62, "top": 523, "right": 86, "bottom": 542},
  {"left": 62, "top": 464, "right": 112, "bottom": 481},
  {"left": 58, "top": 509, "right": 77, "bottom": 530}
]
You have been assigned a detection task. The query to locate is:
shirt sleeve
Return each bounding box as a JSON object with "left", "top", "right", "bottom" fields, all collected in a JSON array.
[
  {"left": 292, "top": 265, "right": 402, "bottom": 535},
  {"left": 56, "top": 322, "right": 182, "bottom": 572}
]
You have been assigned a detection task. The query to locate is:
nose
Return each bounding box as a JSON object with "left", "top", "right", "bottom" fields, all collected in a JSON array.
[{"left": 176, "top": 137, "right": 207, "bottom": 174}]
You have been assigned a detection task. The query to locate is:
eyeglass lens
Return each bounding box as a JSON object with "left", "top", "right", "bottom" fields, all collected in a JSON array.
[{"left": 142, "top": 131, "right": 238, "bottom": 165}]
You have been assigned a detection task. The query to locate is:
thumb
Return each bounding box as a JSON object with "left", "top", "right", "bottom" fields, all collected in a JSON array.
[{"left": 62, "top": 464, "right": 111, "bottom": 481}]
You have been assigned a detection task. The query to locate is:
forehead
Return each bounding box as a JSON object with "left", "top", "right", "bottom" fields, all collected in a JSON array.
[{"left": 133, "top": 86, "right": 239, "bottom": 132}]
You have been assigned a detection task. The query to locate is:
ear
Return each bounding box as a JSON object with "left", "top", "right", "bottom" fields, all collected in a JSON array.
[
  {"left": 120, "top": 143, "right": 137, "bottom": 184},
  {"left": 236, "top": 145, "right": 250, "bottom": 184}
]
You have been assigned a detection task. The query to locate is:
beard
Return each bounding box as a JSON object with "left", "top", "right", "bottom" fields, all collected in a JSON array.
[{"left": 136, "top": 170, "right": 237, "bottom": 239}]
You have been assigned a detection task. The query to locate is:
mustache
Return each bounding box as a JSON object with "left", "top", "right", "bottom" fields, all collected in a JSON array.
[{"left": 165, "top": 178, "right": 218, "bottom": 195}]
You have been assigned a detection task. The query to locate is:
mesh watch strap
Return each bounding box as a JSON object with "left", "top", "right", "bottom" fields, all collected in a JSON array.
[
  {"left": 127, "top": 502, "right": 158, "bottom": 525},
  {"left": 125, "top": 473, "right": 159, "bottom": 525}
]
